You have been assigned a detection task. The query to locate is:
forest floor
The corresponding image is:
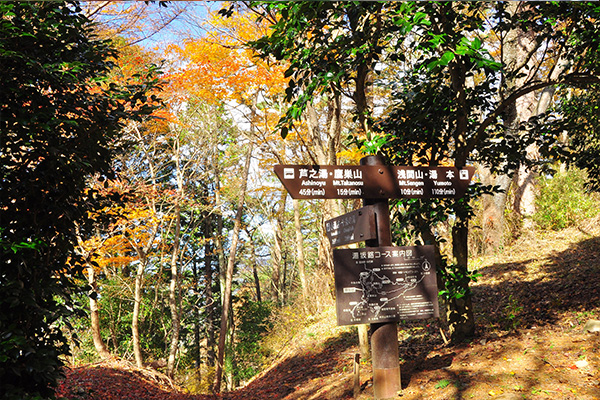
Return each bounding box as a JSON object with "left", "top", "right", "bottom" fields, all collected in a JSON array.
[{"left": 57, "top": 217, "right": 600, "bottom": 400}]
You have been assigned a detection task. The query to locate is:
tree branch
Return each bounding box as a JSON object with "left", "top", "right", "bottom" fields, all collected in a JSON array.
[{"left": 467, "top": 73, "right": 600, "bottom": 157}]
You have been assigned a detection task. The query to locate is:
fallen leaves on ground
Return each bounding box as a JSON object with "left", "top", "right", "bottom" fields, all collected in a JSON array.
[
  {"left": 58, "top": 220, "right": 600, "bottom": 400},
  {"left": 56, "top": 362, "right": 210, "bottom": 400}
]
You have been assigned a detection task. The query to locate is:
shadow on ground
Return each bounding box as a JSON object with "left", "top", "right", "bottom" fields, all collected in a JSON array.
[
  {"left": 57, "top": 233, "right": 600, "bottom": 400},
  {"left": 473, "top": 235, "right": 600, "bottom": 333},
  {"left": 224, "top": 330, "right": 358, "bottom": 400},
  {"left": 392, "top": 234, "right": 600, "bottom": 399}
]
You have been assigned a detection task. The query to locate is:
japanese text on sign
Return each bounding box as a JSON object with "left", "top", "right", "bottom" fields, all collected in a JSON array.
[
  {"left": 274, "top": 165, "right": 474, "bottom": 199},
  {"left": 333, "top": 246, "right": 439, "bottom": 326}
]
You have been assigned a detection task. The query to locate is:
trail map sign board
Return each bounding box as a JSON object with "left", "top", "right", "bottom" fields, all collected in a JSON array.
[
  {"left": 333, "top": 245, "right": 439, "bottom": 326},
  {"left": 274, "top": 165, "right": 475, "bottom": 200}
]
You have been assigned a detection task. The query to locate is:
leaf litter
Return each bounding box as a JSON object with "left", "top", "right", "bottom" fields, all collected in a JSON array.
[{"left": 58, "top": 217, "right": 600, "bottom": 399}]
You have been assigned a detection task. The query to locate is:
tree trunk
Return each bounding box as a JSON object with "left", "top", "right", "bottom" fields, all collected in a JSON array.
[
  {"left": 479, "top": 167, "right": 512, "bottom": 253},
  {"left": 293, "top": 199, "right": 307, "bottom": 301},
  {"left": 253, "top": 264, "right": 262, "bottom": 303},
  {"left": 271, "top": 197, "right": 285, "bottom": 304},
  {"left": 167, "top": 202, "right": 182, "bottom": 377},
  {"left": 88, "top": 264, "right": 111, "bottom": 360},
  {"left": 132, "top": 258, "right": 146, "bottom": 368},
  {"left": 215, "top": 166, "right": 226, "bottom": 307},
  {"left": 247, "top": 230, "right": 262, "bottom": 303},
  {"left": 214, "top": 146, "right": 252, "bottom": 393},
  {"left": 444, "top": 2, "right": 476, "bottom": 340},
  {"left": 447, "top": 222, "right": 475, "bottom": 341},
  {"left": 205, "top": 217, "right": 216, "bottom": 367},
  {"left": 305, "top": 94, "right": 341, "bottom": 274},
  {"left": 192, "top": 258, "right": 201, "bottom": 369},
  {"left": 513, "top": 59, "right": 570, "bottom": 228}
]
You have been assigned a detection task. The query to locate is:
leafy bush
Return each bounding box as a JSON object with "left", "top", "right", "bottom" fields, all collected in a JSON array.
[
  {"left": 534, "top": 168, "right": 599, "bottom": 230},
  {"left": 231, "top": 295, "right": 273, "bottom": 384},
  {"left": 0, "top": 3, "right": 160, "bottom": 398}
]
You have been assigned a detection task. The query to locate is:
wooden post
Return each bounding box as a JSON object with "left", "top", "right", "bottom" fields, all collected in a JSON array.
[
  {"left": 361, "top": 155, "right": 401, "bottom": 400},
  {"left": 353, "top": 353, "right": 361, "bottom": 398}
]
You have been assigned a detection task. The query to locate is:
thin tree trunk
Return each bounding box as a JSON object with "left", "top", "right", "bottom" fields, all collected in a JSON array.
[
  {"left": 205, "top": 217, "right": 216, "bottom": 367},
  {"left": 215, "top": 166, "right": 227, "bottom": 307},
  {"left": 246, "top": 229, "right": 262, "bottom": 303},
  {"left": 271, "top": 214, "right": 282, "bottom": 303},
  {"left": 167, "top": 202, "right": 182, "bottom": 377},
  {"left": 253, "top": 264, "right": 262, "bottom": 303},
  {"left": 214, "top": 146, "right": 253, "bottom": 393},
  {"left": 130, "top": 124, "right": 160, "bottom": 368},
  {"left": 305, "top": 95, "right": 341, "bottom": 274},
  {"left": 88, "top": 264, "right": 111, "bottom": 359},
  {"left": 293, "top": 199, "right": 307, "bottom": 301},
  {"left": 192, "top": 258, "right": 201, "bottom": 369},
  {"left": 272, "top": 196, "right": 286, "bottom": 305},
  {"left": 167, "top": 135, "right": 187, "bottom": 377},
  {"left": 132, "top": 258, "right": 146, "bottom": 368},
  {"left": 447, "top": 222, "right": 475, "bottom": 341}
]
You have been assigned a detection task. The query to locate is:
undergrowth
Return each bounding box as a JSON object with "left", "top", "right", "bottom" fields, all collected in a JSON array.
[{"left": 534, "top": 168, "right": 600, "bottom": 230}]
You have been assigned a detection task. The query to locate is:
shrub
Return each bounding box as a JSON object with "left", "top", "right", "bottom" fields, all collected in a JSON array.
[
  {"left": 231, "top": 295, "right": 273, "bottom": 384},
  {"left": 534, "top": 168, "right": 599, "bottom": 230}
]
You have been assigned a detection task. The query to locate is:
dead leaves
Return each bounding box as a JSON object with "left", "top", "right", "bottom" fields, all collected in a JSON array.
[{"left": 56, "top": 365, "right": 210, "bottom": 400}]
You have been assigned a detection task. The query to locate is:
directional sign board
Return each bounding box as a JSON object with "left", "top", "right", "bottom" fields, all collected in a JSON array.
[
  {"left": 325, "top": 205, "right": 377, "bottom": 247},
  {"left": 274, "top": 165, "right": 475, "bottom": 199},
  {"left": 333, "top": 245, "right": 439, "bottom": 326}
]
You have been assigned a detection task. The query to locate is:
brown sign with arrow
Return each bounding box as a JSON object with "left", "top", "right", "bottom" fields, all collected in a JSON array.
[{"left": 274, "top": 164, "right": 475, "bottom": 200}]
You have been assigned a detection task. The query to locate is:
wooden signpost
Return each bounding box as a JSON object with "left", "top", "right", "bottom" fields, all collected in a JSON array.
[
  {"left": 274, "top": 156, "right": 475, "bottom": 400},
  {"left": 273, "top": 164, "right": 474, "bottom": 200}
]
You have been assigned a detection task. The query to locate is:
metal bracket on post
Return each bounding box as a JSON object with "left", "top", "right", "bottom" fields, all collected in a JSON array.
[{"left": 360, "top": 155, "right": 401, "bottom": 400}]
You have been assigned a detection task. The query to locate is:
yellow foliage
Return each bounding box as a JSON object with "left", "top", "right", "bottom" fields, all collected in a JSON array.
[
  {"left": 166, "top": 8, "right": 288, "bottom": 106},
  {"left": 337, "top": 147, "right": 365, "bottom": 165}
]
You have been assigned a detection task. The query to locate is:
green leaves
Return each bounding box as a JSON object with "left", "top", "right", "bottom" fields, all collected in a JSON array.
[
  {"left": 435, "top": 379, "right": 451, "bottom": 389},
  {"left": 248, "top": 1, "right": 415, "bottom": 136},
  {"left": 1, "top": 2, "right": 163, "bottom": 398},
  {"left": 427, "top": 51, "right": 455, "bottom": 70},
  {"left": 425, "top": 36, "right": 501, "bottom": 73},
  {"left": 360, "top": 134, "right": 390, "bottom": 156}
]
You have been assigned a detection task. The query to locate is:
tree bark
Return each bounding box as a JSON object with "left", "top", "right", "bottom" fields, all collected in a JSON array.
[
  {"left": 271, "top": 195, "right": 286, "bottom": 305},
  {"left": 214, "top": 146, "right": 252, "bottom": 393},
  {"left": 132, "top": 258, "right": 146, "bottom": 368},
  {"left": 305, "top": 94, "right": 341, "bottom": 273},
  {"left": 204, "top": 217, "right": 216, "bottom": 367},
  {"left": 191, "top": 258, "right": 201, "bottom": 369},
  {"left": 293, "top": 199, "right": 307, "bottom": 301},
  {"left": 215, "top": 164, "right": 226, "bottom": 307},
  {"left": 447, "top": 223, "right": 475, "bottom": 341},
  {"left": 479, "top": 167, "right": 512, "bottom": 253},
  {"left": 88, "top": 264, "right": 111, "bottom": 360},
  {"left": 477, "top": 1, "right": 539, "bottom": 243},
  {"left": 513, "top": 58, "right": 570, "bottom": 227},
  {"left": 443, "top": 2, "right": 476, "bottom": 340},
  {"left": 166, "top": 201, "right": 182, "bottom": 377},
  {"left": 246, "top": 229, "right": 262, "bottom": 303}
]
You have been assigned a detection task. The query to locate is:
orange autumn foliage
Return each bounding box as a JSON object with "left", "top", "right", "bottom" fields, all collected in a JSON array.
[{"left": 166, "top": 9, "right": 288, "bottom": 106}]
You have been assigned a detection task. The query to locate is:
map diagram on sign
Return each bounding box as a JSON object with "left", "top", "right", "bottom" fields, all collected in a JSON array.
[{"left": 333, "top": 245, "right": 439, "bottom": 326}]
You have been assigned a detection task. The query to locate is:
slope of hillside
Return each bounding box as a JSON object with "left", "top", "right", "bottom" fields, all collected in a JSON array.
[{"left": 58, "top": 218, "right": 600, "bottom": 399}]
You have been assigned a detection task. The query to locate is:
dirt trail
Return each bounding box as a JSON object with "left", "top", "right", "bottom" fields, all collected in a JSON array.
[{"left": 58, "top": 221, "right": 600, "bottom": 399}]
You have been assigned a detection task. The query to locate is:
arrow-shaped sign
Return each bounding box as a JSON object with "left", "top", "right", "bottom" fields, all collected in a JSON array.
[{"left": 274, "top": 165, "right": 475, "bottom": 199}]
